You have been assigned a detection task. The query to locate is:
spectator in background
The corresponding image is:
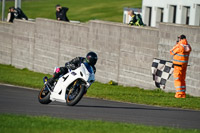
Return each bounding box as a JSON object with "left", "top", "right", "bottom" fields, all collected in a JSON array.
[
  {"left": 7, "top": 7, "right": 15, "bottom": 23},
  {"left": 128, "top": 10, "right": 137, "bottom": 26},
  {"left": 14, "top": 7, "right": 28, "bottom": 20},
  {"left": 56, "top": 4, "right": 69, "bottom": 22},
  {"left": 128, "top": 9, "right": 144, "bottom": 26},
  {"left": 7, "top": 7, "right": 28, "bottom": 23}
]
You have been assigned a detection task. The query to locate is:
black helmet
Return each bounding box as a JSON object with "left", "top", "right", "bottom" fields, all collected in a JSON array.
[{"left": 86, "top": 52, "right": 98, "bottom": 66}]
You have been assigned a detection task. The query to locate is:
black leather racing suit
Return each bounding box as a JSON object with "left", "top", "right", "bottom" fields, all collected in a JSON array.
[{"left": 48, "top": 57, "right": 96, "bottom": 86}]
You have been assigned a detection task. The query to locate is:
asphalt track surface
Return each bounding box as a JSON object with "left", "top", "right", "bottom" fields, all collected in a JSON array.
[{"left": 0, "top": 84, "right": 200, "bottom": 129}]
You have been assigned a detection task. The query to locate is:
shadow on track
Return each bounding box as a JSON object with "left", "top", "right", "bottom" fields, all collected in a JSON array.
[{"left": 76, "top": 104, "right": 199, "bottom": 112}]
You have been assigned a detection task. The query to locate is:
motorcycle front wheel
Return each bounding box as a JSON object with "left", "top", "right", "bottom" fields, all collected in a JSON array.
[
  {"left": 66, "top": 80, "right": 86, "bottom": 106},
  {"left": 38, "top": 86, "right": 52, "bottom": 104}
]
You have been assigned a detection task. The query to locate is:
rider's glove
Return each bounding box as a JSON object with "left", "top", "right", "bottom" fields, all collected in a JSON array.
[{"left": 65, "top": 63, "right": 76, "bottom": 70}]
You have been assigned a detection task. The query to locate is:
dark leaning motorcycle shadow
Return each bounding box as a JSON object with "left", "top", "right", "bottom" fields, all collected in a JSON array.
[
  {"left": 46, "top": 98, "right": 198, "bottom": 113},
  {"left": 75, "top": 104, "right": 198, "bottom": 112}
]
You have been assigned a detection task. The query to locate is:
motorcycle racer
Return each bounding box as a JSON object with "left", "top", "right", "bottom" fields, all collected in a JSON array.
[{"left": 46, "top": 51, "right": 98, "bottom": 88}]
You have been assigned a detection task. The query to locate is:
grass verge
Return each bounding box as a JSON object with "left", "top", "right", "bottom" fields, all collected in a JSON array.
[
  {"left": 0, "top": 114, "right": 199, "bottom": 133},
  {"left": 0, "top": 64, "right": 200, "bottom": 110}
]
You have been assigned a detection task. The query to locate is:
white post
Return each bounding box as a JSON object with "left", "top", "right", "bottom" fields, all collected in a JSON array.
[
  {"left": 18, "top": 0, "right": 21, "bottom": 8},
  {"left": 2, "top": 0, "right": 6, "bottom": 21},
  {"left": 15, "top": 0, "right": 17, "bottom": 8},
  {"left": 176, "top": 5, "right": 182, "bottom": 24},
  {"left": 15, "top": 0, "right": 21, "bottom": 8},
  {"left": 151, "top": 6, "right": 157, "bottom": 27}
]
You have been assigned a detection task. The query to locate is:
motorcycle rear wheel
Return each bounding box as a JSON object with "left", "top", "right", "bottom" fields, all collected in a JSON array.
[
  {"left": 66, "top": 80, "right": 86, "bottom": 106},
  {"left": 38, "top": 86, "right": 52, "bottom": 104}
]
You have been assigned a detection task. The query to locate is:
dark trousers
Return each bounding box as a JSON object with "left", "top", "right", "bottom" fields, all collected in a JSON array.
[{"left": 48, "top": 67, "right": 68, "bottom": 85}]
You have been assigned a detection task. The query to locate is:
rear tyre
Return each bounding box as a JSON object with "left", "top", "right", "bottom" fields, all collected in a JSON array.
[
  {"left": 38, "top": 86, "right": 52, "bottom": 104},
  {"left": 66, "top": 81, "right": 86, "bottom": 106}
]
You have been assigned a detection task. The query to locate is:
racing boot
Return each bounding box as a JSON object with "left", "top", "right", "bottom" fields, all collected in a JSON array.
[
  {"left": 43, "top": 76, "right": 48, "bottom": 84},
  {"left": 45, "top": 78, "right": 56, "bottom": 91},
  {"left": 43, "top": 76, "right": 49, "bottom": 92}
]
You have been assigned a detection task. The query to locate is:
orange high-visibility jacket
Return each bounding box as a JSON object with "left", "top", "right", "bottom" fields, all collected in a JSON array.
[{"left": 170, "top": 39, "right": 192, "bottom": 65}]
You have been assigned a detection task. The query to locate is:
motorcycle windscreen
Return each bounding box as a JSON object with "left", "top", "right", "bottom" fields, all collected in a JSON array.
[
  {"left": 83, "top": 62, "right": 95, "bottom": 82},
  {"left": 83, "top": 62, "right": 93, "bottom": 73}
]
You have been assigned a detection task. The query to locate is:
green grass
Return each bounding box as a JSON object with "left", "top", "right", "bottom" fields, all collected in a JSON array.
[
  {"left": 1, "top": 0, "right": 142, "bottom": 22},
  {"left": 0, "top": 114, "right": 199, "bottom": 133},
  {"left": 88, "top": 82, "right": 200, "bottom": 110},
  {"left": 0, "top": 64, "right": 200, "bottom": 110},
  {"left": 0, "top": 64, "right": 51, "bottom": 88}
]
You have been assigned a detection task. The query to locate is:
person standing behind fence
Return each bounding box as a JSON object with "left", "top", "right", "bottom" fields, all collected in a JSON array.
[
  {"left": 7, "top": 7, "right": 15, "bottom": 23},
  {"left": 14, "top": 7, "right": 28, "bottom": 20},
  {"left": 170, "top": 35, "right": 192, "bottom": 98},
  {"left": 128, "top": 9, "right": 144, "bottom": 26},
  {"left": 56, "top": 4, "right": 69, "bottom": 22},
  {"left": 128, "top": 10, "right": 137, "bottom": 26}
]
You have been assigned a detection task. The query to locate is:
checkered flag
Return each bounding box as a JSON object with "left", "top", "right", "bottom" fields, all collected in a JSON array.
[{"left": 151, "top": 58, "right": 174, "bottom": 89}]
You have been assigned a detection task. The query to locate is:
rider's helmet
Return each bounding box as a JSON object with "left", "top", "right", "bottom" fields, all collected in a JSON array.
[{"left": 86, "top": 52, "right": 98, "bottom": 66}]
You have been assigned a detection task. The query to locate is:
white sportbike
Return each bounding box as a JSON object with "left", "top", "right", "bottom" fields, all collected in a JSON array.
[{"left": 38, "top": 62, "right": 95, "bottom": 106}]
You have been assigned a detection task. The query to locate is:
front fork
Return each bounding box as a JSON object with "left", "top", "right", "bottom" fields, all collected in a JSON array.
[
  {"left": 43, "top": 76, "right": 53, "bottom": 92},
  {"left": 66, "top": 80, "right": 84, "bottom": 101},
  {"left": 67, "top": 80, "right": 78, "bottom": 96}
]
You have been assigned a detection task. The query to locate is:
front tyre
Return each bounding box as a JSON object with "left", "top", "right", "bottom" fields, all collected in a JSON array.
[
  {"left": 38, "top": 86, "right": 52, "bottom": 104},
  {"left": 66, "top": 81, "right": 86, "bottom": 106}
]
